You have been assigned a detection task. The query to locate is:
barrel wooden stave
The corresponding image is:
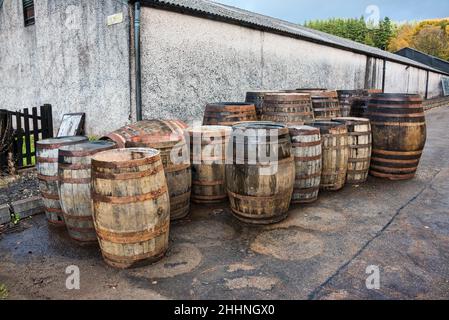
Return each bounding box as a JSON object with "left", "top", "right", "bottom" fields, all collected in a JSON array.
[
  {"left": 203, "top": 103, "right": 257, "bottom": 126},
  {"left": 91, "top": 148, "right": 170, "bottom": 269},
  {"left": 289, "top": 126, "right": 322, "bottom": 204},
  {"left": 36, "top": 136, "right": 88, "bottom": 226},
  {"left": 186, "top": 126, "right": 232, "bottom": 204},
  {"left": 226, "top": 122, "right": 294, "bottom": 225},
  {"left": 261, "top": 93, "right": 315, "bottom": 125},
  {"left": 58, "top": 141, "right": 116, "bottom": 243},
  {"left": 309, "top": 122, "right": 349, "bottom": 191},
  {"left": 366, "top": 94, "right": 426, "bottom": 180},
  {"left": 333, "top": 117, "right": 372, "bottom": 184}
]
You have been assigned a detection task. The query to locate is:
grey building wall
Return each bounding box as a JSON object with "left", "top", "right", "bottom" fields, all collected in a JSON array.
[
  {"left": 139, "top": 8, "right": 444, "bottom": 125},
  {"left": 0, "top": 0, "right": 132, "bottom": 135}
]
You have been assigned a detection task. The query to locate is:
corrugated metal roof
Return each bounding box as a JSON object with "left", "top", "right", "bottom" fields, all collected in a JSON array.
[
  {"left": 138, "top": 0, "right": 448, "bottom": 75},
  {"left": 396, "top": 47, "right": 449, "bottom": 75}
]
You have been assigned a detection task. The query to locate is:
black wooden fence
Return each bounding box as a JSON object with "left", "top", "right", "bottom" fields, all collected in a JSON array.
[{"left": 0, "top": 104, "right": 53, "bottom": 171}]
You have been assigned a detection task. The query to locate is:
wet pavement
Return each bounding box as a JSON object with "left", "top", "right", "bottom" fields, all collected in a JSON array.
[{"left": 0, "top": 106, "right": 448, "bottom": 300}]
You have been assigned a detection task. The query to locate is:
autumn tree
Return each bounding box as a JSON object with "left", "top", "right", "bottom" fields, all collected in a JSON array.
[{"left": 412, "top": 26, "right": 449, "bottom": 60}]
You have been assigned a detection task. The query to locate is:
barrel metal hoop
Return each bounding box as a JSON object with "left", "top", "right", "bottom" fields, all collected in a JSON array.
[
  {"left": 44, "top": 207, "right": 63, "bottom": 213},
  {"left": 227, "top": 190, "right": 290, "bottom": 201},
  {"left": 164, "top": 163, "right": 191, "bottom": 173},
  {"left": 92, "top": 165, "right": 164, "bottom": 181},
  {"left": 372, "top": 149, "right": 423, "bottom": 156},
  {"left": 38, "top": 174, "right": 59, "bottom": 182},
  {"left": 59, "top": 163, "right": 91, "bottom": 170},
  {"left": 41, "top": 192, "right": 60, "bottom": 200},
  {"left": 36, "top": 157, "right": 58, "bottom": 163},
  {"left": 92, "top": 186, "right": 168, "bottom": 204},
  {"left": 294, "top": 155, "right": 322, "bottom": 161},
  {"left": 192, "top": 180, "right": 224, "bottom": 186},
  {"left": 292, "top": 141, "right": 322, "bottom": 147},
  {"left": 96, "top": 221, "right": 169, "bottom": 244}
]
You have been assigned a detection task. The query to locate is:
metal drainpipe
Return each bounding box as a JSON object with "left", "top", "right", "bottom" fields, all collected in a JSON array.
[
  {"left": 425, "top": 71, "right": 429, "bottom": 100},
  {"left": 382, "top": 59, "right": 387, "bottom": 93},
  {"left": 134, "top": 1, "right": 142, "bottom": 121}
]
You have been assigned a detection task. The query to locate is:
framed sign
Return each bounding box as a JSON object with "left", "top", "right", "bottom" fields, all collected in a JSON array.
[
  {"left": 443, "top": 77, "right": 449, "bottom": 96},
  {"left": 57, "top": 113, "right": 85, "bottom": 137}
]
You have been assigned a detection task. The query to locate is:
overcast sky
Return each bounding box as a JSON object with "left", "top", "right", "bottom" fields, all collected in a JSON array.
[{"left": 215, "top": 0, "right": 449, "bottom": 24}]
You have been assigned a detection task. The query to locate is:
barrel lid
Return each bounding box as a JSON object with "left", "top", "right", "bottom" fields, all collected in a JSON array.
[
  {"left": 263, "top": 92, "right": 311, "bottom": 101},
  {"left": 232, "top": 121, "right": 289, "bottom": 136},
  {"left": 91, "top": 148, "right": 160, "bottom": 169},
  {"left": 36, "top": 136, "right": 88, "bottom": 149},
  {"left": 332, "top": 117, "right": 370, "bottom": 125},
  {"left": 185, "top": 125, "right": 232, "bottom": 135},
  {"left": 59, "top": 141, "right": 116, "bottom": 157},
  {"left": 308, "top": 121, "right": 347, "bottom": 134},
  {"left": 288, "top": 125, "right": 320, "bottom": 136}
]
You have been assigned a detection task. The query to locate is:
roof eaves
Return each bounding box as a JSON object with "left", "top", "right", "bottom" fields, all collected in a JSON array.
[{"left": 135, "top": 0, "right": 449, "bottom": 76}]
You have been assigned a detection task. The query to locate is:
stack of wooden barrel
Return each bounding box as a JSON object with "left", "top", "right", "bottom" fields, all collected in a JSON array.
[{"left": 34, "top": 86, "right": 426, "bottom": 270}]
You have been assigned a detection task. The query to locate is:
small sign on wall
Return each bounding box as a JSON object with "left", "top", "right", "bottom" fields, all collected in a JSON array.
[
  {"left": 443, "top": 77, "right": 449, "bottom": 96},
  {"left": 107, "top": 12, "right": 123, "bottom": 26}
]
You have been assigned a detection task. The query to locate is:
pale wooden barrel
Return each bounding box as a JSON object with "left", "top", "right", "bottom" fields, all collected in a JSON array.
[
  {"left": 126, "top": 128, "right": 191, "bottom": 221},
  {"left": 91, "top": 148, "right": 170, "bottom": 269},
  {"left": 58, "top": 141, "right": 116, "bottom": 244},
  {"left": 310, "top": 121, "right": 349, "bottom": 191},
  {"left": 36, "top": 136, "right": 88, "bottom": 226},
  {"left": 185, "top": 126, "right": 232, "bottom": 204},
  {"left": 245, "top": 90, "right": 283, "bottom": 119},
  {"left": 333, "top": 117, "right": 372, "bottom": 184},
  {"left": 226, "top": 122, "right": 294, "bottom": 225},
  {"left": 289, "top": 125, "right": 322, "bottom": 204}
]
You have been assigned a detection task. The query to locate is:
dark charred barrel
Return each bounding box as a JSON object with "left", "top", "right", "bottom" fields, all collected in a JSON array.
[
  {"left": 226, "top": 122, "right": 295, "bottom": 225},
  {"left": 203, "top": 103, "right": 257, "bottom": 126},
  {"left": 245, "top": 90, "right": 282, "bottom": 119},
  {"left": 337, "top": 90, "right": 365, "bottom": 117},
  {"left": 333, "top": 117, "right": 372, "bottom": 184},
  {"left": 58, "top": 141, "right": 116, "bottom": 244},
  {"left": 125, "top": 120, "right": 191, "bottom": 220},
  {"left": 310, "top": 121, "right": 349, "bottom": 191},
  {"left": 185, "top": 126, "right": 232, "bottom": 204},
  {"left": 297, "top": 90, "right": 342, "bottom": 120},
  {"left": 261, "top": 93, "right": 315, "bottom": 125},
  {"left": 36, "top": 136, "right": 88, "bottom": 226},
  {"left": 91, "top": 148, "right": 170, "bottom": 269},
  {"left": 366, "top": 93, "right": 426, "bottom": 180},
  {"left": 289, "top": 125, "right": 322, "bottom": 204},
  {"left": 350, "top": 95, "right": 369, "bottom": 118},
  {"left": 101, "top": 120, "right": 188, "bottom": 148}
]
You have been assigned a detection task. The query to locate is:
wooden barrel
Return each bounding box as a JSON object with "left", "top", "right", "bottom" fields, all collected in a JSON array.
[
  {"left": 91, "top": 148, "right": 170, "bottom": 269},
  {"left": 297, "top": 90, "right": 341, "bottom": 120},
  {"left": 245, "top": 90, "right": 282, "bottom": 119},
  {"left": 125, "top": 121, "right": 191, "bottom": 220},
  {"left": 337, "top": 90, "right": 365, "bottom": 117},
  {"left": 289, "top": 125, "right": 322, "bottom": 204},
  {"left": 58, "top": 141, "right": 116, "bottom": 244},
  {"left": 333, "top": 117, "right": 372, "bottom": 184},
  {"left": 203, "top": 103, "right": 257, "bottom": 126},
  {"left": 186, "top": 126, "right": 232, "bottom": 204},
  {"left": 36, "top": 136, "right": 88, "bottom": 226},
  {"left": 310, "top": 121, "right": 349, "bottom": 191},
  {"left": 366, "top": 93, "right": 426, "bottom": 180},
  {"left": 226, "top": 122, "right": 294, "bottom": 225},
  {"left": 101, "top": 120, "right": 188, "bottom": 148},
  {"left": 261, "top": 93, "right": 315, "bottom": 125}
]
